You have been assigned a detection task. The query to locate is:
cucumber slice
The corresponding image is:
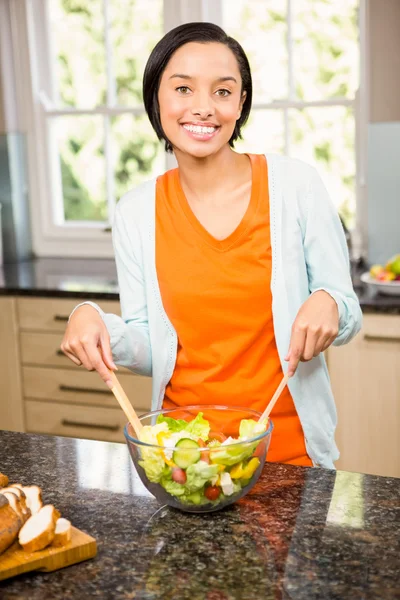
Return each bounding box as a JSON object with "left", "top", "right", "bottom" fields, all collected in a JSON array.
[{"left": 173, "top": 438, "right": 201, "bottom": 469}]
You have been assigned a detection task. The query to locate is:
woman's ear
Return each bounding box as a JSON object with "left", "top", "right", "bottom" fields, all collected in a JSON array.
[{"left": 238, "top": 91, "right": 247, "bottom": 119}]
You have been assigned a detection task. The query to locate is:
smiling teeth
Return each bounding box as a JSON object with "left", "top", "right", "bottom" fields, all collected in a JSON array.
[{"left": 183, "top": 124, "right": 216, "bottom": 134}]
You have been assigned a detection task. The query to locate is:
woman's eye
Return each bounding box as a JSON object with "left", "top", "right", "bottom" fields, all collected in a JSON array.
[
  {"left": 176, "top": 86, "right": 191, "bottom": 94},
  {"left": 215, "top": 89, "right": 231, "bottom": 97}
]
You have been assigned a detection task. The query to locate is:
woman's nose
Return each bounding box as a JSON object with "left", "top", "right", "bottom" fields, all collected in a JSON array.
[{"left": 190, "top": 93, "right": 215, "bottom": 119}]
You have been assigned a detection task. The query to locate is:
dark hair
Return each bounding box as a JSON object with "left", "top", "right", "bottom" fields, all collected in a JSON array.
[{"left": 143, "top": 22, "right": 253, "bottom": 152}]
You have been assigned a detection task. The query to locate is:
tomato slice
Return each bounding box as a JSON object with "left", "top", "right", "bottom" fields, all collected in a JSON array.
[{"left": 197, "top": 438, "right": 210, "bottom": 463}]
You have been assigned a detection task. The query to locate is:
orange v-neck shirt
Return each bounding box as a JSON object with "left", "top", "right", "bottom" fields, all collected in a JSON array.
[{"left": 155, "top": 154, "right": 312, "bottom": 466}]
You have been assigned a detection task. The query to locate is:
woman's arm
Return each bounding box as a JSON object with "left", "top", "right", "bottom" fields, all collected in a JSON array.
[
  {"left": 62, "top": 200, "right": 152, "bottom": 379},
  {"left": 302, "top": 166, "right": 362, "bottom": 345},
  {"left": 108, "top": 200, "right": 152, "bottom": 375},
  {"left": 286, "top": 165, "right": 362, "bottom": 376}
]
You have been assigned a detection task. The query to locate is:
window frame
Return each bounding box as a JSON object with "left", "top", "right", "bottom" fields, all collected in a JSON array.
[{"left": 4, "top": 0, "right": 367, "bottom": 258}]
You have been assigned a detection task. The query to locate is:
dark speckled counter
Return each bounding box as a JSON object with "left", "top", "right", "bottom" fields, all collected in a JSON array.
[
  {"left": 0, "top": 431, "right": 399, "bottom": 599},
  {"left": 1, "top": 257, "right": 400, "bottom": 312}
]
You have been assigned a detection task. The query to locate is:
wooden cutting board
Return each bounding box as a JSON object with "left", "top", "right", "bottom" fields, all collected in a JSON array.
[{"left": 0, "top": 526, "right": 97, "bottom": 581}]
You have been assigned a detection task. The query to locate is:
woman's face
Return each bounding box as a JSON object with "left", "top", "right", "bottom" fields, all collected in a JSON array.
[{"left": 158, "top": 42, "right": 246, "bottom": 159}]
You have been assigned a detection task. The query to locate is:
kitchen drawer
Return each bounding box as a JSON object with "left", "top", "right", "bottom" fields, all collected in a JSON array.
[
  {"left": 20, "top": 331, "right": 136, "bottom": 376},
  {"left": 22, "top": 366, "right": 152, "bottom": 410},
  {"left": 25, "top": 399, "right": 139, "bottom": 442},
  {"left": 17, "top": 297, "right": 121, "bottom": 332},
  {"left": 361, "top": 314, "right": 400, "bottom": 342}
]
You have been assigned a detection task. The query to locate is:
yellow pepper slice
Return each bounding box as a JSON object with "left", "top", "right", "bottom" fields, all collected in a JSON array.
[
  {"left": 241, "top": 457, "right": 260, "bottom": 479},
  {"left": 230, "top": 462, "right": 244, "bottom": 479},
  {"left": 157, "top": 432, "right": 177, "bottom": 468}
]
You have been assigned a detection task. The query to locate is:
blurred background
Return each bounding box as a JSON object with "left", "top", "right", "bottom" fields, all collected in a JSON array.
[{"left": 1, "top": 0, "right": 398, "bottom": 263}]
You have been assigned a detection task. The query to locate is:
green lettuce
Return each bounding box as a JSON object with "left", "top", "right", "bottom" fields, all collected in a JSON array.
[
  {"left": 138, "top": 422, "right": 169, "bottom": 483},
  {"left": 239, "top": 419, "right": 267, "bottom": 440},
  {"left": 184, "top": 461, "right": 219, "bottom": 492},
  {"left": 159, "top": 462, "right": 219, "bottom": 502},
  {"left": 209, "top": 420, "right": 266, "bottom": 467},
  {"left": 156, "top": 412, "right": 210, "bottom": 441},
  {"left": 160, "top": 477, "right": 186, "bottom": 497}
]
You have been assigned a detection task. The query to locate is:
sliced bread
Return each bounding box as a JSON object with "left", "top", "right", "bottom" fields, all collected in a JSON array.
[
  {"left": 11, "top": 484, "right": 43, "bottom": 516},
  {"left": 2, "top": 486, "right": 31, "bottom": 522},
  {"left": 52, "top": 518, "right": 72, "bottom": 547},
  {"left": 18, "top": 505, "right": 60, "bottom": 553}
]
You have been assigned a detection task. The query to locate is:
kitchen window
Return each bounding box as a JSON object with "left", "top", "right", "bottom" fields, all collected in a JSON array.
[{"left": 6, "top": 0, "right": 365, "bottom": 257}]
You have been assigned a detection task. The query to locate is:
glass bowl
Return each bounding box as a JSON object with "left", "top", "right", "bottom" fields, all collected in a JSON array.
[{"left": 124, "top": 405, "right": 273, "bottom": 513}]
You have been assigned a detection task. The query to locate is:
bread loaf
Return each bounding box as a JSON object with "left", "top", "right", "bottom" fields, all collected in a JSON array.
[
  {"left": 0, "top": 491, "right": 24, "bottom": 527},
  {"left": 0, "top": 472, "right": 9, "bottom": 488},
  {"left": 0, "top": 494, "right": 21, "bottom": 555}
]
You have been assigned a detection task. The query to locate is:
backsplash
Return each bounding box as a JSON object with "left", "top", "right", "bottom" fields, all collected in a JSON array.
[{"left": 367, "top": 122, "right": 400, "bottom": 265}]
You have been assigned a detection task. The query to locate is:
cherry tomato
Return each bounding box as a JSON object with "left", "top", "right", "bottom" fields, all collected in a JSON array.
[
  {"left": 171, "top": 468, "right": 187, "bottom": 484},
  {"left": 204, "top": 485, "right": 221, "bottom": 501}
]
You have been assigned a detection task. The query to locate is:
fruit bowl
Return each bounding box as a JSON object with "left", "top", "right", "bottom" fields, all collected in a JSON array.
[
  {"left": 124, "top": 405, "right": 273, "bottom": 513},
  {"left": 361, "top": 272, "right": 400, "bottom": 297}
]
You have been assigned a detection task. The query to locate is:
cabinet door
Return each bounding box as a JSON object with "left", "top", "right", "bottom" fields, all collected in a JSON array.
[
  {"left": 0, "top": 297, "right": 24, "bottom": 431},
  {"left": 328, "top": 314, "right": 400, "bottom": 478}
]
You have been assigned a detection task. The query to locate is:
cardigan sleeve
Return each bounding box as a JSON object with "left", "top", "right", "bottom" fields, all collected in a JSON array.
[
  {"left": 69, "top": 200, "right": 152, "bottom": 376},
  {"left": 302, "top": 166, "right": 362, "bottom": 346}
]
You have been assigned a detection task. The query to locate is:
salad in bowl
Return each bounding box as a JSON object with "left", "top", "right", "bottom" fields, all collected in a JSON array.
[{"left": 124, "top": 405, "right": 273, "bottom": 513}]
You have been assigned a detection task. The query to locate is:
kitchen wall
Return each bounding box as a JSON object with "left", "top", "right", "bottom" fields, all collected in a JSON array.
[{"left": 367, "top": 0, "right": 400, "bottom": 265}]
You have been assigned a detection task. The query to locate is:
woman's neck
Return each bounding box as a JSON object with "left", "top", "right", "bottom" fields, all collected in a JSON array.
[{"left": 174, "top": 146, "right": 251, "bottom": 205}]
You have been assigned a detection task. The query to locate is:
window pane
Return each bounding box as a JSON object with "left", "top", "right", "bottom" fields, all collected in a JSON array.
[
  {"left": 236, "top": 110, "right": 285, "bottom": 155},
  {"left": 111, "top": 114, "right": 165, "bottom": 200},
  {"left": 222, "top": 0, "right": 288, "bottom": 103},
  {"left": 293, "top": 0, "right": 359, "bottom": 101},
  {"left": 51, "top": 116, "right": 107, "bottom": 222},
  {"left": 49, "top": 0, "right": 106, "bottom": 108},
  {"left": 289, "top": 106, "right": 355, "bottom": 227},
  {"left": 111, "top": 0, "right": 163, "bottom": 106}
]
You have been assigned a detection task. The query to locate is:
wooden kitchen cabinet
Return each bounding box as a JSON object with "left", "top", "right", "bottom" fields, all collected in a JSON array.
[
  {"left": 0, "top": 296, "right": 152, "bottom": 442},
  {"left": 328, "top": 313, "right": 400, "bottom": 478},
  {"left": 0, "top": 297, "right": 25, "bottom": 431}
]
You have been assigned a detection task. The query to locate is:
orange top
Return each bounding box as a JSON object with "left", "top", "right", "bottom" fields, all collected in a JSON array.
[{"left": 155, "top": 154, "right": 312, "bottom": 467}]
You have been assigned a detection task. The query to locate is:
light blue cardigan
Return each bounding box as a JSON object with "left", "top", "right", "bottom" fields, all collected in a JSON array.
[{"left": 81, "top": 153, "right": 362, "bottom": 469}]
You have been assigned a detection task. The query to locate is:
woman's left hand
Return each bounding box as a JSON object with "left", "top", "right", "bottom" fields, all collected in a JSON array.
[{"left": 285, "top": 290, "right": 339, "bottom": 377}]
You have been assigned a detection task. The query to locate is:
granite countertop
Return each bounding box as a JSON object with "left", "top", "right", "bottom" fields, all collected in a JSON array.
[
  {"left": 0, "top": 430, "right": 399, "bottom": 599},
  {"left": 1, "top": 257, "right": 400, "bottom": 313}
]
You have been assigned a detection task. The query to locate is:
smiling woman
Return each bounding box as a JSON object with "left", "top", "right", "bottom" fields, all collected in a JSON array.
[
  {"left": 143, "top": 24, "right": 252, "bottom": 158},
  {"left": 62, "top": 22, "right": 362, "bottom": 470}
]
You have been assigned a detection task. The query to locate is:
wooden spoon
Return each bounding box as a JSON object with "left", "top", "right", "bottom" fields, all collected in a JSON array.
[
  {"left": 258, "top": 373, "right": 289, "bottom": 424},
  {"left": 107, "top": 370, "right": 143, "bottom": 438}
]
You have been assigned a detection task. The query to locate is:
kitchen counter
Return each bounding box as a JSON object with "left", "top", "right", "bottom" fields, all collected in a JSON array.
[
  {"left": 1, "top": 257, "right": 400, "bottom": 313},
  {"left": 0, "top": 430, "right": 399, "bottom": 599}
]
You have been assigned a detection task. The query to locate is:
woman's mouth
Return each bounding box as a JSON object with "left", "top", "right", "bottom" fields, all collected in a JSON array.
[{"left": 181, "top": 123, "right": 220, "bottom": 141}]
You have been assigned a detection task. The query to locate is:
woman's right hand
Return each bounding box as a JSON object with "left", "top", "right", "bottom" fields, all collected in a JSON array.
[{"left": 60, "top": 305, "right": 117, "bottom": 386}]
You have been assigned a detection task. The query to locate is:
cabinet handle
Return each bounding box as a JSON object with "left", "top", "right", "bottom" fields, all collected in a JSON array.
[
  {"left": 61, "top": 419, "right": 119, "bottom": 432},
  {"left": 364, "top": 334, "right": 400, "bottom": 343},
  {"left": 53, "top": 314, "right": 69, "bottom": 322},
  {"left": 56, "top": 349, "right": 65, "bottom": 356},
  {"left": 59, "top": 384, "right": 112, "bottom": 395}
]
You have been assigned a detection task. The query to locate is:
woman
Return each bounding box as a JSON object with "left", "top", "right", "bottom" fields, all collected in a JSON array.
[{"left": 62, "top": 22, "right": 362, "bottom": 469}]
